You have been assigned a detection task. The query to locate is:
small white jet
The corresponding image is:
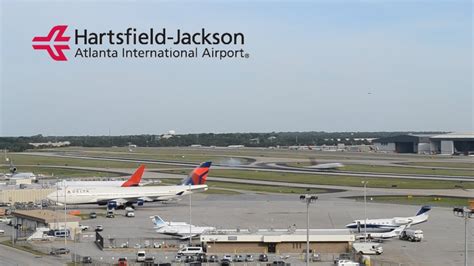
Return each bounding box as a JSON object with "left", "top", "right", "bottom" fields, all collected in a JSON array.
[
  {"left": 57, "top": 165, "right": 145, "bottom": 188},
  {"left": 151, "top": 215, "right": 215, "bottom": 239},
  {"left": 354, "top": 224, "right": 410, "bottom": 241},
  {"left": 346, "top": 206, "right": 431, "bottom": 233}
]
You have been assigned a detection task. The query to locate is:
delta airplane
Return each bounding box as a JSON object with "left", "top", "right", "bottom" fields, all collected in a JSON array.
[
  {"left": 346, "top": 206, "right": 431, "bottom": 233},
  {"left": 151, "top": 215, "right": 215, "bottom": 239},
  {"left": 57, "top": 165, "right": 145, "bottom": 188},
  {"left": 47, "top": 162, "right": 211, "bottom": 208}
]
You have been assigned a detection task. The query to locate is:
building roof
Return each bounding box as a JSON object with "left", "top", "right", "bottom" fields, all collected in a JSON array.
[
  {"left": 12, "top": 210, "right": 80, "bottom": 224},
  {"left": 201, "top": 229, "right": 354, "bottom": 243},
  {"left": 430, "top": 132, "right": 474, "bottom": 140},
  {"left": 373, "top": 134, "right": 435, "bottom": 143}
]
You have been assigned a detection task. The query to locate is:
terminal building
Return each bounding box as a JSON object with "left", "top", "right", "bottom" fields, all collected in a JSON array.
[
  {"left": 373, "top": 132, "right": 474, "bottom": 155},
  {"left": 200, "top": 229, "right": 355, "bottom": 254}
]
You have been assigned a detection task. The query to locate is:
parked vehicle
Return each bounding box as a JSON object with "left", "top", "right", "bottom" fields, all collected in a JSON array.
[
  {"left": 125, "top": 207, "right": 135, "bottom": 217},
  {"left": 95, "top": 225, "right": 103, "bottom": 232},
  {"left": 173, "top": 255, "right": 183, "bottom": 263},
  {"left": 79, "top": 224, "right": 89, "bottom": 231},
  {"left": 118, "top": 257, "right": 128, "bottom": 266},
  {"left": 184, "top": 255, "right": 195, "bottom": 263},
  {"left": 245, "top": 254, "right": 254, "bottom": 262},
  {"left": 0, "top": 229, "right": 4, "bottom": 235},
  {"left": 234, "top": 254, "right": 244, "bottom": 262},
  {"left": 196, "top": 253, "right": 208, "bottom": 262},
  {"left": 50, "top": 247, "right": 70, "bottom": 255},
  {"left": 353, "top": 242, "right": 383, "bottom": 255},
  {"left": 106, "top": 210, "right": 115, "bottom": 218},
  {"left": 337, "top": 259, "right": 360, "bottom": 266},
  {"left": 273, "top": 261, "right": 285, "bottom": 265},
  {"left": 259, "top": 254, "right": 269, "bottom": 262},
  {"left": 143, "top": 257, "right": 155, "bottom": 266},
  {"left": 136, "top": 250, "right": 146, "bottom": 262},
  {"left": 82, "top": 256, "right": 92, "bottom": 264},
  {"left": 208, "top": 255, "right": 219, "bottom": 262},
  {"left": 89, "top": 212, "right": 97, "bottom": 219},
  {"left": 177, "top": 246, "right": 204, "bottom": 255},
  {"left": 222, "top": 254, "right": 233, "bottom": 262},
  {"left": 399, "top": 229, "right": 423, "bottom": 242}
]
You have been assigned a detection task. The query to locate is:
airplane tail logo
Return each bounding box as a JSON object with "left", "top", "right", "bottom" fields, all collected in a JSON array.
[
  {"left": 121, "top": 165, "right": 146, "bottom": 187},
  {"left": 416, "top": 206, "right": 432, "bottom": 216},
  {"left": 32, "top": 25, "right": 70, "bottom": 61},
  {"left": 181, "top": 162, "right": 212, "bottom": 186},
  {"left": 151, "top": 215, "right": 167, "bottom": 228}
]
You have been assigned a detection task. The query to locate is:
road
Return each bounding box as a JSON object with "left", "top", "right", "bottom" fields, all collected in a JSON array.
[{"left": 0, "top": 243, "right": 66, "bottom": 266}]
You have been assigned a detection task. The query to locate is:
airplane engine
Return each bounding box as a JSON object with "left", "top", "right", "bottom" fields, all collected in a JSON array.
[
  {"left": 9, "top": 167, "right": 17, "bottom": 174},
  {"left": 107, "top": 201, "right": 118, "bottom": 209},
  {"left": 137, "top": 199, "right": 144, "bottom": 206}
]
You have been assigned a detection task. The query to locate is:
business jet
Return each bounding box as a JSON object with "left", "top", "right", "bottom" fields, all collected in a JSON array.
[
  {"left": 57, "top": 165, "right": 145, "bottom": 188},
  {"left": 47, "top": 162, "right": 211, "bottom": 209},
  {"left": 346, "top": 206, "right": 431, "bottom": 233},
  {"left": 151, "top": 215, "right": 215, "bottom": 239}
]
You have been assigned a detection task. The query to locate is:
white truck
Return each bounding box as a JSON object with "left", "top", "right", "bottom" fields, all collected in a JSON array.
[
  {"left": 337, "top": 260, "right": 360, "bottom": 266},
  {"left": 125, "top": 207, "right": 135, "bottom": 217},
  {"left": 399, "top": 229, "right": 423, "bottom": 242},
  {"left": 353, "top": 242, "right": 383, "bottom": 255}
]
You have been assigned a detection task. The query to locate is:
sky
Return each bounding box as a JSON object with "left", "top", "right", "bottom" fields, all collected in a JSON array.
[{"left": 0, "top": 0, "right": 472, "bottom": 136}]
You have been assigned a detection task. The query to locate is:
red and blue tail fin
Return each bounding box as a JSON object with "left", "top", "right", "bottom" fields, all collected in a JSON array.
[
  {"left": 181, "top": 161, "right": 211, "bottom": 185},
  {"left": 121, "top": 165, "right": 145, "bottom": 187}
]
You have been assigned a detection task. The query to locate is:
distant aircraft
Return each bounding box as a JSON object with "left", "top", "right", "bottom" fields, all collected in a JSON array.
[
  {"left": 346, "top": 206, "right": 431, "bottom": 233},
  {"left": 2, "top": 156, "right": 36, "bottom": 180},
  {"left": 307, "top": 162, "right": 344, "bottom": 170},
  {"left": 57, "top": 165, "right": 145, "bottom": 188},
  {"left": 47, "top": 162, "right": 212, "bottom": 209},
  {"left": 150, "top": 215, "right": 215, "bottom": 239},
  {"left": 307, "top": 157, "right": 344, "bottom": 170}
]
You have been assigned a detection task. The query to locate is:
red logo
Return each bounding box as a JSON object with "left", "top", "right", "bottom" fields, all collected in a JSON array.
[{"left": 32, "top": 25, "right": 70, "bottom": 61}]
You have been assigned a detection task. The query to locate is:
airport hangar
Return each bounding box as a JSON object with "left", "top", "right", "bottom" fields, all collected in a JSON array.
[
  {"left": 200, "top": 229, "right": 354, "bottom": 254},
  {"left": 373, "top": 132, "right": 474, "bottom": 154},
  {"left": 11, "top": 210, "right": 81, "bottom": 239}
]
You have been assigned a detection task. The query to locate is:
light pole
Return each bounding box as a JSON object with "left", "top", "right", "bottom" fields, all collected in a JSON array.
[
  {"left": 300, "top": 194, "right": 318, "bottom": 266},
  {"left": 453, "top": 206, "right": 473, "bottom": 266},
  {"left": 189, "top": 184, "right": 192, "bottom": 246},
  {"left": 64, "top": 184, "right": 68, "bottom": 247},
  {"left": 361, "top": 181, "right": 368, "bottom": 242}
]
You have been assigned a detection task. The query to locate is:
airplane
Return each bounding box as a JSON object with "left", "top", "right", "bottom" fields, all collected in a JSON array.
[
  {"left": 47, "top": 161, "right": 212, "bottom": 209},
  {"left": 305, "top": 157, "right": 344, "bottom": 170},
  {"left": 57, "top": 165, "right": 145, "bottom": 188},
  {"left": 2, "top": 155, "right": 36, "bottom": 180},
  {"left": 150, "top": 215, "right": 215, "bottom": 239},
  {"left": 307, "top": 162, "right": 344, "bottom": 170},
  {"left": 346, "top": 206, "right": 431, "bottom": 233}
]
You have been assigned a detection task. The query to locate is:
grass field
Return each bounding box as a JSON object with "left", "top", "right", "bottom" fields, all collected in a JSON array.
[
  {"left": 156, "top": 169, "right": 474, "bottom": 189},
  {"left": 5, "top": 154, "right": 183, "bottom": 169},
  {"left": 286, "top": 162, "right": 474, "bottom": 177},
  {"left": 400, "top": 162, "right": 474, "bottom": 169},
  {"left": 349, "top": 195, "right": 472, "bottom": 207},
  {"left": 0, "top": 166, "right": 122, "bottom": 178},
  {"left": 156, "top": 178, "right": 331, "bottom": 194}
]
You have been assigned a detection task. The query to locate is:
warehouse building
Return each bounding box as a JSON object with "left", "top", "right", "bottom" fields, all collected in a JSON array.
[
  {"left": 200, "top": 229, "right": 354, "bottom": 254},
  {"left": 0, "top": 187, "right": 54, "bottom": 204},
  {"left": 11, "top": 209, "right": 81, "bottom": 240},
  {"left": 373, "top": 132, "right": 474, "bottom": 155}
]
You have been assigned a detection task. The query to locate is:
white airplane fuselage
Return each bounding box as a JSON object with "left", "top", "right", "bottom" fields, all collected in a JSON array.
[{"left": 47, "top": 185, "right": 207, "bottom": 205}]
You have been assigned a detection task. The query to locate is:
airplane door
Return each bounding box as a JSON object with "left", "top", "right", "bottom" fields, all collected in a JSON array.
[{"left": 268, "top": 243, "right": 276, "bottom": 253}]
